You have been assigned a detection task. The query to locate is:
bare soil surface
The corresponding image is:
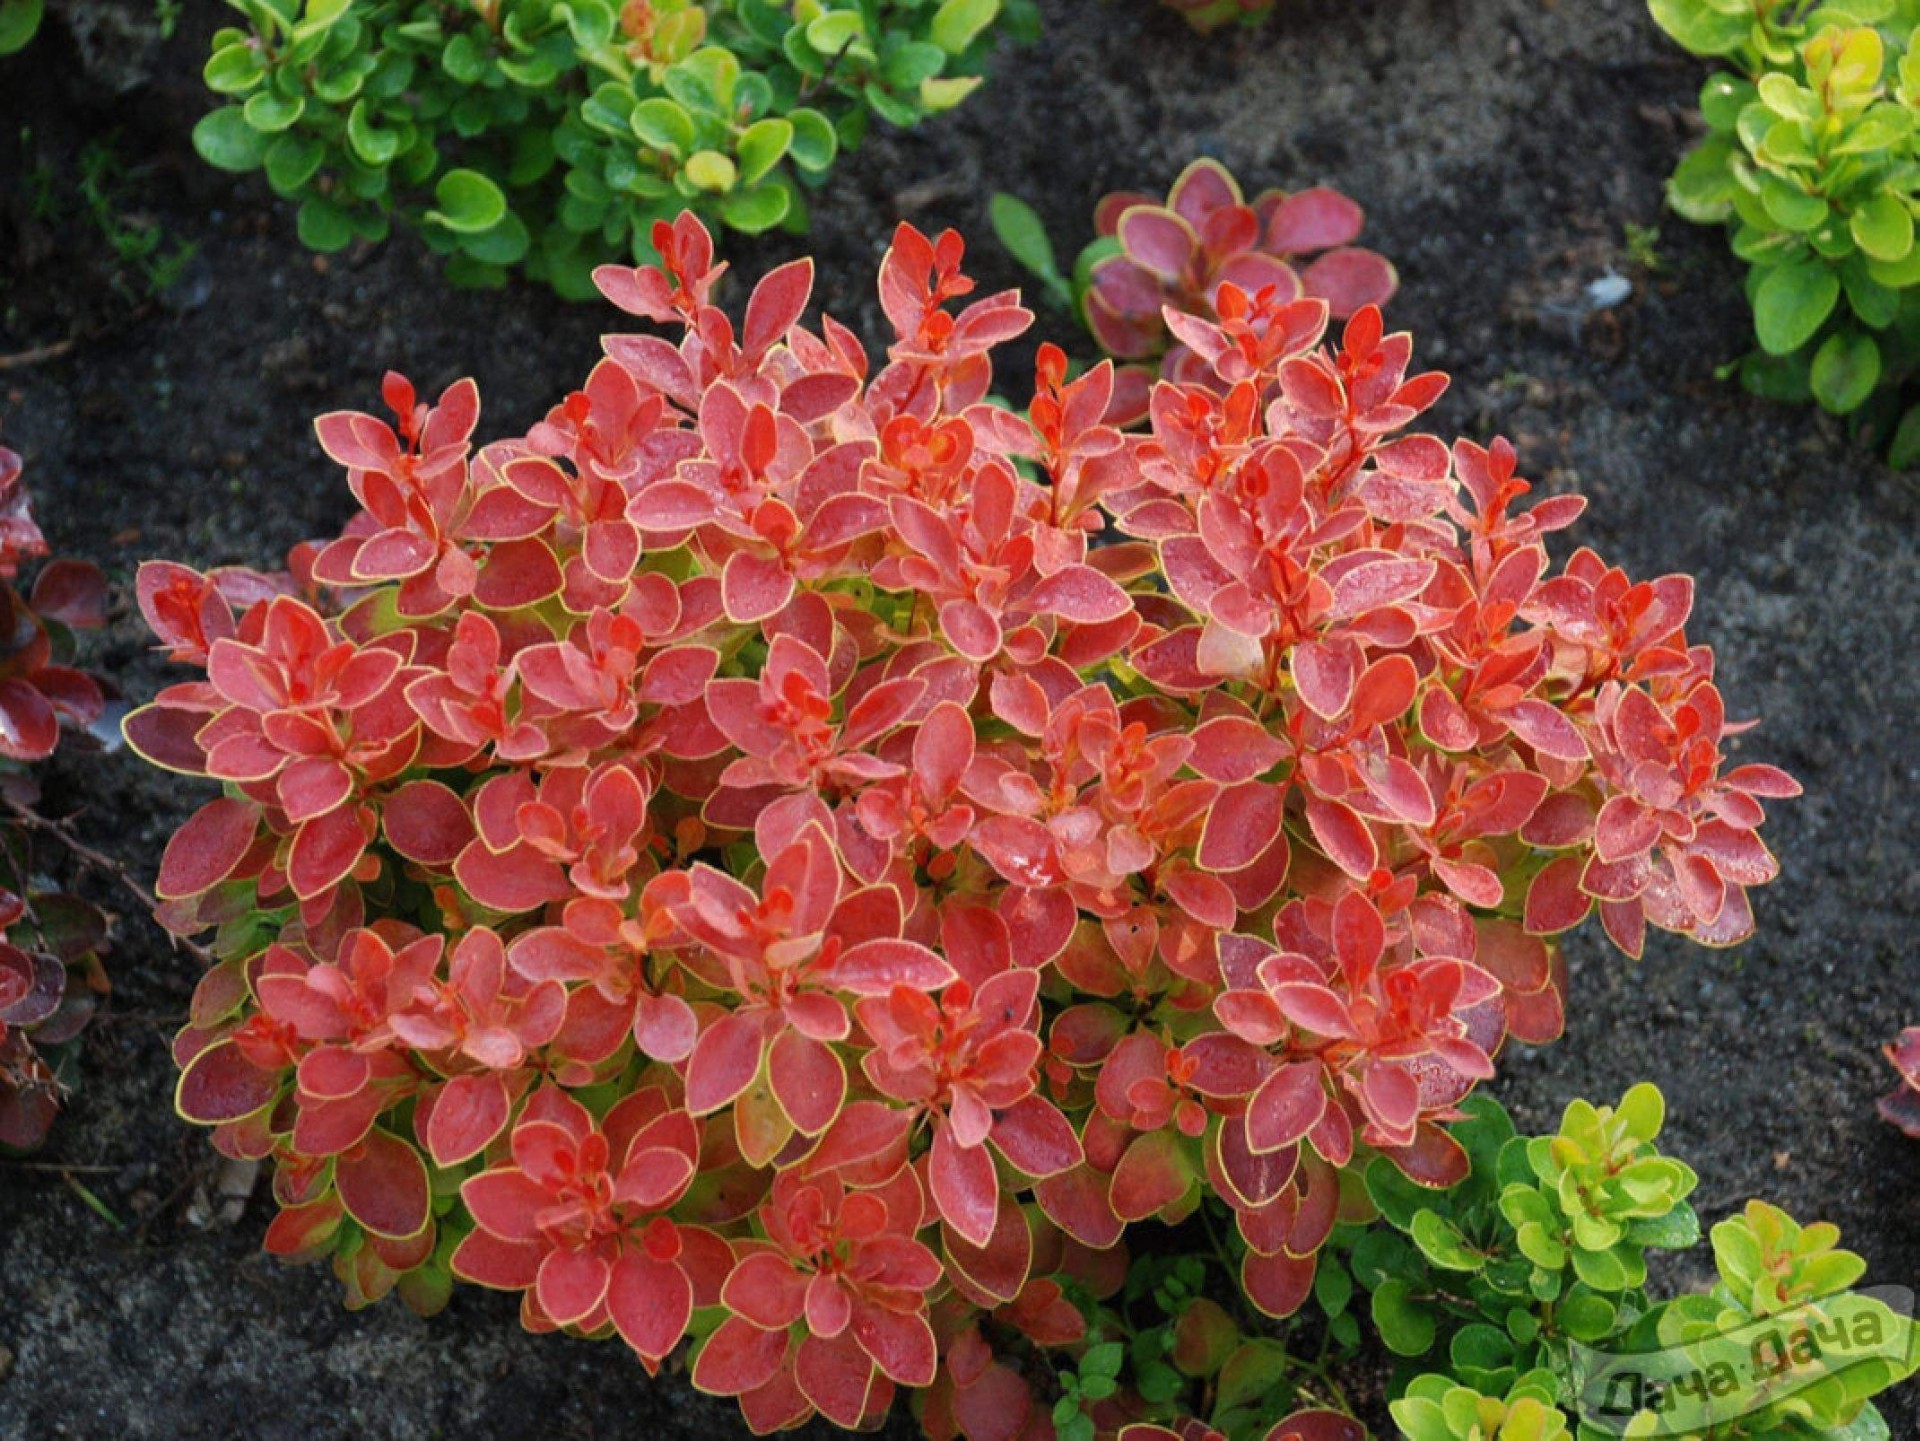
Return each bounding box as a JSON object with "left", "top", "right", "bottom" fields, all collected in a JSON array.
[{"left": 2, "top": 0, "right": 1917, "bottom": 1436}]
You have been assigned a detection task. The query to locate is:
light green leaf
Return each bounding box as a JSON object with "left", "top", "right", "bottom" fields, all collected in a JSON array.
[
  {"left": 735, "top": 116, "right": 792, "bottom": 185},
  {"left": 1752, "top": 260, "right": 1841, "bottom": 354},
  {"left": 1810, "top": 330, "right": 1883, "bottom": 412},
  {"left": 719, "top": 181, "right": 790, "bottom": 233},
  {"left": 787, "top": 107, "right": 837, "bottom": 171},
  {"left": 346, "top": 97, "right": 399, "bottom": 166},
  {"left": 1850, "top": 193, "right": 1914, "bottom": 263},
  {"left": 683, "top": 149, "right": 737, "bottom": 192},
  {"left": 426, "top": 167, "right": 507, "bottom": 233},
  {"left": 630, "top": 97, "right": 694, "bottom": 155},
  {"left": 243, "top": 89, "right": 304, "bottom": 132},
  {"left": 193, "top": 106, "right": 272, "bottom": 172},
  {"left": 203, "top": 40, "right": 267, "bottom": 93},
  {"left": 931, "top": 0, "right": 998, "bottom": 52},
  {"left": 990, "top": 192, "right": 1059, "bottom": 280}
]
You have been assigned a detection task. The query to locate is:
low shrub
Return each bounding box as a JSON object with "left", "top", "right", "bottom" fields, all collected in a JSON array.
[
  {"left": 194, "top": 0, "right": 1036, "bottom": 293},
  {"left": 0, "top": 442, "right": 113, "bottom": 1149},
  {"left": 1651, "top": 0, "right": 1920, "bottom": 461},
  {"left": 131, "top": 211, "right": 1801, "bottom": 1434},
  {"left": 1088, "top": 1087, "right": 1915, "bottom": 1439}
]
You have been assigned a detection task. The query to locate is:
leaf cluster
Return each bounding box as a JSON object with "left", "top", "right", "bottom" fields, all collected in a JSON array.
[
  {"left": 0, "top": 444, "right": 114, "bottom": 1151},
  {"left": 1340, "top": 1087, "right": 1913, "bottom": 1441},
  {"left": 194, "top": 0, "right": 1036, "bottom": 292},
  {"left": 1653, "top": 0, "right": 1920, "bottom": 459}
]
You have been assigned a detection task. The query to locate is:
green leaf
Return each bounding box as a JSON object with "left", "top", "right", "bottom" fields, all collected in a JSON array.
[
  {"left": 990, "top": 191, "right": 1060, "bottom": 280},
  {"left": 787, "top": 107, "right": 837, "bottom": 171},
  {"left": 1810, "top": 329, "right": 1883, "bottom": 413},
  {"left": 1080, "top": 1341, "right": 1124, "bottom": 1380},
  {"left": 347, "top": 98, "right": 400, "bottom": 166},
  {"left": 719, "top": 181, "right": 789, "bottom": 233},
  {"left": 1411, "top": 1210, "right": 1485, "bottom": 1273},
  {"left": 1569, "top": 1242, "right": 1632, "bottom": 1292},
  {"left": 631, "top": 97, "right": 695, "bottom": 155},
  {"left": 296, "top": 195, "right": 355, "bottom": 252},
  {"left": 1558, "top": 1288, "right": 1619, "bottom": 1341},
  {"left": 243, "top": 89, "right": 305, "bottom": 132},
  {"left": 931, "top": 0, "right": 999, "bottom": 52},
  {"left": 203, "top": 41, "right": 267, "bottom": 94},
  {"left": 1699, "top": 74, "right": 1753, "bottom": 130},
  {"left": 1752, "top": 260, "right": 1841, "bottom": 354},
  {"left": 460, "top": 210, "right": 531, "bottom": 266},
  {"left": 683, "top": 149, "right": 737, "bottom": 193},
  {"left": 1850, "top": 194, "right": 1914, "bottom": 263},
  {"left": 881, "top": 38, "right": 949, "bottom": 90},
  {"left": 193, "top": 106, "right": 272, "bottom": 172},
  {"left": 1891, "top": 403, "right": 1920, "bottom": 469},
  {"left": 293, "top": 0, "right": 351, "bottom": 39},
  {"left": 442, "top": 31, "right": 489, "bottom": 84},
  {"left": 1648, "top": 0, "right": 1751, "bottom": 54},
  {"left": 736, "top": 117, "right": 792, "bottom": 185},
  {"left": 0, "top": 0, "right": 43, "bottom": 55},
  {"left": 805, "top": 9, "right": 866, "bottom": 56},
  {"left": 426, "top": 167, "right": 507, "bottom": 234},
  {"left": 1372, "top": 1277, "right": 1438, "bottom": 1357},
  {"left": 264, "top": 132, "right": 325, "bottom": 193},
  {"left": 1759, "top": 173, "right": 1829, "bottom": 232}
]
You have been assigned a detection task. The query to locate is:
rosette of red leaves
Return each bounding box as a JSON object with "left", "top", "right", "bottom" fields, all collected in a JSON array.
[
  {"left": 0, "top": 441, "right": 111, "bottom": 1149},
  {"left": 131, "top": 210, "right": 1795, "bottom": 1436},
  {"left": 1083, "top": 159, "right": 1399, "bottom": 425}
]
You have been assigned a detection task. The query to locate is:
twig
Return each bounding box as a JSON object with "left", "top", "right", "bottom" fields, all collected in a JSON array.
[
  {"left": 3, "top": 798, "right": 215, "bottom": 966},
  {"left": 0, "top": 1160, "right": 121, "bottom": 1174},
  {"left": 0, "top": 336, "right": 78, "bottom": 371}
]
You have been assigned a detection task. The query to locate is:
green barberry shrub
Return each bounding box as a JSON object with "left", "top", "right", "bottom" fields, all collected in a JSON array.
[
  {"left": 194, "top": 0, "right": 1036, "bottom": 293},
  {"left": 1652, "top": 0, "right": 1920, "bottom": 461}
]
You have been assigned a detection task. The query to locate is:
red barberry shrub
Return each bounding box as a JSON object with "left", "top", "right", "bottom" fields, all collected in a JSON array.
[
  {"left": 1880, "top": 1027, "right": 1920, "bottom": 1136},
  {"left": 129, "top": 211, "right": 1797, "bottom": 1433},
  {"left": 0, "top": 440, "right": 112, "bottom": 1149},
  {"left": 1083, "top": 159, "right": 1399, "bottom": 425}
]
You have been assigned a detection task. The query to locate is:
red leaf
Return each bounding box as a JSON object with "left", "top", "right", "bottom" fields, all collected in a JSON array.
[
  {"left": 1246, "top": 1062, "right": 1327, "bottom": 1154},
  {"left": 768, "top": 1029, "right": 845, "bottom": 1136},
  {"left": 929, "top": 1125, "right": 1001, "bottom": 1248},
  {"left": 287, "top": 805, "right": 370, "bottom": 902},
  {"left": 426, "top": 1072, "right": 511, "bottom": 1167},
  {"left": 685, "top": 1011, "right": 767, "bottom": 1114},
  {"left": 382, "top": 780, "right": 475, "bottom": 866},
  {"left": 1109, "top": 1129, "right": 1193, "bottom": 1222},
  {"left": 852, "top": 1302, "right": 937, "bottom": 1388},
  {"left": 822, "top": 939, "right": 955, "bottom": 996},
  {"left": 157, "top": 798, "right": 261, "bottom": 900},
  {"left": 1242, "top": 1248, "right": 1316, "bottom": 1319},
  {"left": 175, "top": 1038, "right": 281, "bottom": 1123},
  {"left": 538, "top": 1244, "right": 613, "bottom": 1325},
  {"left": 608, "top": 1251, "right": 694, "bottom": 1361},
  {"left": 335, "top": 1128, "right": 431, "bottom": 1239},
  {"left": 990, "top": 1095, "right": 1082, "bottom": 1178}
]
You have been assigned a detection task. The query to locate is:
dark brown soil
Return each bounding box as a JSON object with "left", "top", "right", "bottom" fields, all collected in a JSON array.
[{"left": 2, "top": 0, "right": 1917, "bottom": 1436}]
